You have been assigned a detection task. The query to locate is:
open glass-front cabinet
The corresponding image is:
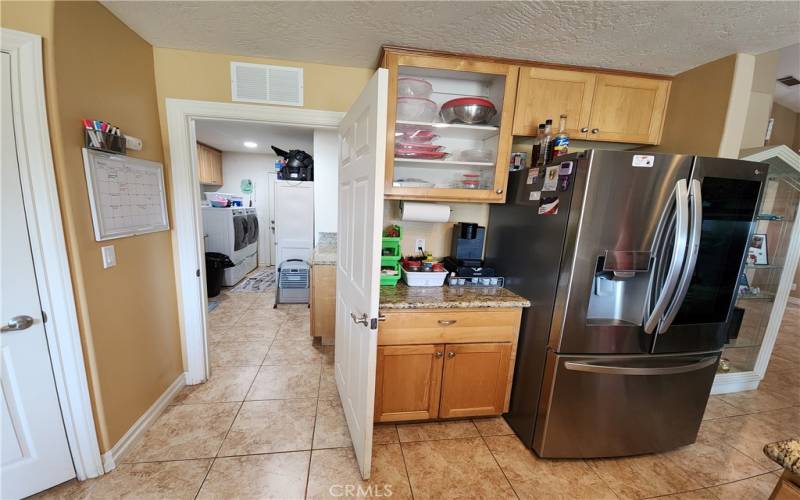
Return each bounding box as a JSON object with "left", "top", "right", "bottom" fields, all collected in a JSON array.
[
  {"left": 381, "top": 48, "right": 518, "bottom": 203},
  {"left": 713, "top": 146, "right": 800, "bottom": 393}
]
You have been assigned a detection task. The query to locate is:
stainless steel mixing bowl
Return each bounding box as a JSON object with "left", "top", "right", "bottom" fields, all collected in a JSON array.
[{"left": 440, "top": 104, "right": 497, "bottom": 124}]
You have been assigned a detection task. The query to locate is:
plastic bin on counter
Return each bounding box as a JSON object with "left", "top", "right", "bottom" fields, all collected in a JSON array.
[{"left": 401, "top": 267, "right": 448, "bottom": 287}]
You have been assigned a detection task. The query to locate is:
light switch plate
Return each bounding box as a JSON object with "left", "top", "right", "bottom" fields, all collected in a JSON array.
[{"left": 101, "top": 245, "right": 117, "bottom": 268}]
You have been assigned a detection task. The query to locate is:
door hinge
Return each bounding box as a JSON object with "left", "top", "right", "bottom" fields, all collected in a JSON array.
[
  {"left": 196, "top": 269, "right": 201, "bottom": 277},
  {"left": 42, "top": 310, "right": 48, "bottom": 324}
]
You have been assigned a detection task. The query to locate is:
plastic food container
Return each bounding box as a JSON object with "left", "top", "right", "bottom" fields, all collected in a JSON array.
[
  {"left": 395, "top": 150, "right": 449, "bottom": 160},
  {"left": 396, "top": 97, "right": 437, "bottom": 122},
  {"left": 458, "top": 149, "right": 494, "bottom": 162},
  {"left": 395, "top": 142, "right": 444, "bottom": 152},
  {"left": 401, "top": 267, "right": 448, "bottom": 287},
  {"left": 397, "top": 77, "right": 433, "bottom": 98},
  {"left": 460, "top": 172, "right": 482, "bottom": 189}
]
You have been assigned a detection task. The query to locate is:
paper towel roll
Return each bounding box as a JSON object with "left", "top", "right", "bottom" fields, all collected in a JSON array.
[{"left": 400, "top": 202, "right": 451, "bottom": 223}]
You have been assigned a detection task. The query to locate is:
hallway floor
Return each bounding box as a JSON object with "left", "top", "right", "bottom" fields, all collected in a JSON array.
[{"left": 37, "top": 286, "right": 798, "bottom": 499}]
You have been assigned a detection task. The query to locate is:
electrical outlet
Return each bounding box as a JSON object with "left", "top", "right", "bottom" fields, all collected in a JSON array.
[
  {"left": 415, "top": 238, "right": 426, "bottom": 254},
  {"left": 101, "top": 245, "right": 117, "bottom": 269}
]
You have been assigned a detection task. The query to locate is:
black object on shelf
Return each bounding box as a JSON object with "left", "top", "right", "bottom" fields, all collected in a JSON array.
[
  {"left": 725, "top": 306, "right": 745, "bottom": 341},
  {"left": 205, "top": 252, "right": 234, "bottom": 298},
  {"left": 85, "top": 129, "right": 126, "bottom": 154}
]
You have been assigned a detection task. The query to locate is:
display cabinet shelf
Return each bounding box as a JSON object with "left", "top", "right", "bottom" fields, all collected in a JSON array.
[{"left": 395, "top": 120, "right": 500, "bottom": 140}]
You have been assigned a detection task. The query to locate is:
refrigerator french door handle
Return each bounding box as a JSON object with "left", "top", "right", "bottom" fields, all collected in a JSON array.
[
  {"left": 659, "top": 179, "right": 703, "bottom": 334},
  {"left": 643, "top": 180, "right": 689, "bottom": 334},
  {"left": 564, "top": 355, "right": 717, "bottom": 376}
]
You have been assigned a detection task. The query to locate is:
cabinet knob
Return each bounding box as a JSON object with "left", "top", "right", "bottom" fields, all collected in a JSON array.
[
  {"left": 438, "top": 320, "right": 457, "bottom": 326},
  {"left": 434, "top": 351, "right": 443, "bottom": 358},
  {"left": 580, "top": 127, "right": 589, "bottom": 133},
  {"left": 495, "top": 188, "right": 503, "bottom": 194},
  {"left": 447, "top": 352, "right": 456, "bottom": 358},
  {"left": 591, "top": 128, "right": 600, "bottom": 134}
]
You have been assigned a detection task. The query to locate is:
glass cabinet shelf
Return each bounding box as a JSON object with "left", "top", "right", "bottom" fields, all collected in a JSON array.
[
  {"left": 394, "top": 158, "right": 495, "bottom": 168},
  {"left": 395, "top": 120, "right": 500, "bottom": 140}
]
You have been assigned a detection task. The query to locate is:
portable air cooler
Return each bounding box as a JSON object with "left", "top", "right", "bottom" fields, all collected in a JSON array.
[{"left": 274, "top": 259, "right": 310, "bottom": 307}]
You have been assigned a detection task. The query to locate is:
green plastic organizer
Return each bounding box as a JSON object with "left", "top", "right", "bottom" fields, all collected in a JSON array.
[
  {"left": 380, "top": 225, "right": 403, "bottom": 286},
  {"left": 380, "top": 261, "right": 401, "bottom": 286}
]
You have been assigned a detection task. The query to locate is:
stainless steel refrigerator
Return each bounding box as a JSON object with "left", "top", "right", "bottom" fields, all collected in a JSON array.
[{"left": 486, "top": 150, "right": 767, "bottom": 458}]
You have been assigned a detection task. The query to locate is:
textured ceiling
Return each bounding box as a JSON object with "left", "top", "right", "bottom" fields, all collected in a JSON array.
[
  {"left": 195, "top": 119, "right": 314, "bottom": 154},
  {"left": 773, "top": 44, "right": 800, "bottom": 113},
  {"left": 103, "top": 1, "right": 800, "bottom": 75}
]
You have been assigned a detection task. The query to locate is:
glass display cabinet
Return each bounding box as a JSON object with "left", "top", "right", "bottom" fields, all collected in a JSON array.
[
  {"left": 381, "top": 47, "right": 518, "bottom": 203},
  {"left": 712, "top": 145, "right": 800, "bottom": 393}
]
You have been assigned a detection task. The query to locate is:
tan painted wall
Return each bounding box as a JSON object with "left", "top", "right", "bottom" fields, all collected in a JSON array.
[
  {"left": 646, "top": 55, "right": 738, "bottom": 156},
  {"left": 769, "top": 103, "right": 800, "bottom": 149},
  {"left": 1, "top": 1, "right": 183, "bottom": 452}
]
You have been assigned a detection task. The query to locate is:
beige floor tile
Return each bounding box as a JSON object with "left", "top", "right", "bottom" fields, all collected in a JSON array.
[
  {"left": 218, "top": 398, "right": 316, "bottom": 456},
  {"left": 751, "top": 406, "right": 800, "bottom": 433},
  {"left": 703, "top": 395, "right": 749, "bottom": 420},
  {"left": 588, "top": 452, "right": 702, "bottom": 499},
  {"left": 307, "top": 445, "right": 412, "bottom": 499},
  {"left": 318, "top": 365, "right": 338, "bottom": 398},
  {"left": 172, "top": 366, "right": 258, "bottom": 405},
  {"left": 234, "top": 309, "right": 290, "bottom": 328},
  {"left": 666, "top": 435, "right": 767, "bottom": 488},
  {"left": 313, "top": 398, "right": 352, "bottom": 449},
  {"left": 401, "top": 437, "right": 516, "bottom": 499},
  {"left": 707, "top": 472, "right": 778, "bottom": 500},
  {"left": 277, "top": 315, "right": 312, "bottom": 338},
  {"left": 700, "top": 415, "right": 795, "bottom": 470},
  {"left": 396, "top": 419, "right": 480, "bottom": 442},
  {"left": 473, "top": 416, "right": 515, "bottom": 436},
  {"left": 485, "top": 435, "right": 616, "bottom": 499},
  {"left": 373, "top": 424, "right": 399, "bottom": 445},
  {"left": 246, "top": 363, "right": 320, "bottom": 400},
  {"left": 263, "top": 337, "right": 323, "bottom": 365},
  {"left": 657, "top": 489, "right": 718, "bottom": 500},
  {"left": 206, "top": 311, "right": 243, "bottom": 330},
  {"left": 719, "top": 390, "right": 794, "bottom": 414},
  {"left": 764, "top": 353, "right": 796, "bottom": 375},
  {"left": 197, "top": 451, "right": 309, "bottom": 500},
  {"left": 208, "top": 340, "right": 269, "bottom": 368},
  {"left": 758, "top": 372, "right": 800, "bottom": 405},
  {"left": 322, "top": 346, "right": 335, "bottom": 367},
  {"left": 34, "top": 460, "right": 212, "bottom": 500},
  {"left": 207, "top": 322, "right": 280, "bottom": 343},
  {"left": 124, "top": 403, "right": 240, "bottom": 462}
]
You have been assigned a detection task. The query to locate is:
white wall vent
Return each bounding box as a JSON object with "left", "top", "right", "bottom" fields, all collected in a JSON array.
[{"left": 231, "top": 62, "right": 304, "bottom": 106}]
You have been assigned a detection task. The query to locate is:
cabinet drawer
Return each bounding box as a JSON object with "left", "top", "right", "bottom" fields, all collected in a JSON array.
[{"left": 378, "top": 308, "right": 521, "bottom": 345}]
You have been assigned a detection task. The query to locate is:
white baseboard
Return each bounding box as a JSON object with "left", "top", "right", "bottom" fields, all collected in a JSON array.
[
  {"left": 101, "top": 373, "right": 186, "bottom": 472},
  {"left": 711, "top": 371, "right": 760, "bottom": 395}
]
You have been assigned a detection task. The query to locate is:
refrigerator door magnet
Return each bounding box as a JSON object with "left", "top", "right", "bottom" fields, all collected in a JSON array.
[
  {"left": 543, "top": 166, "right": 559, "bottom": 191},
  {"left": 538, "top": 196, "right": 559, "bottom": 215},
  {"left": 529, "top": 190, "right": 541, "bottom": 201}
]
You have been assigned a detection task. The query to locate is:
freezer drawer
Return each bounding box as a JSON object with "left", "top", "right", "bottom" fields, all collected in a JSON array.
[{"left": 533, "top": 351, "right": 719, "bottom": 458}]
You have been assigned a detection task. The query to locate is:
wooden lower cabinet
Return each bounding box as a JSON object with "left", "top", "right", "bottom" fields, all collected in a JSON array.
[
  {"left": 375, "top": 344, "right": 444, "bottom": 422},
  {"left": 439, "top": 343, "right": 512, "bottom": 418}
]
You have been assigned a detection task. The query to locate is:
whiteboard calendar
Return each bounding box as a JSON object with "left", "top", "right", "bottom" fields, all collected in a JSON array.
[{"left": 82, "top": 148, "right": 169, "bottom": 241}]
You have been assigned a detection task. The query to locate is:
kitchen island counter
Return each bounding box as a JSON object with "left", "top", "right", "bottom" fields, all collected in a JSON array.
[{"left": 380, "top": 282, "right": 530, "bottom": 310}]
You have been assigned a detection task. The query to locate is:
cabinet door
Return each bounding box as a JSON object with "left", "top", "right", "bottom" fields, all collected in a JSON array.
[
  {"left": 513, "top": 67, "right": 595, "bottom": 138},
  {"left": 196, "top": 144, "right": 209, "bottom": 184},
  {"left": 439, "top": 342, "right": 511, "bottom": 418},
  {"left": 587, "top": 74, "right": 670, "bottom": 144},
  {"left": 375, "top": 344, "right": 444, "bottom": 422},
  {"left": 210, "top": 148, "right": 223, "bottom": 185}
]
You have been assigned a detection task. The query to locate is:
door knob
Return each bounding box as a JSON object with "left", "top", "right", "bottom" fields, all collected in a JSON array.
[
  {"left": 434, "top": 351, "right": 443, "bottom": 358},
  {"left": 447, "top": 352, "right": 456, "bottom": 358},
  {"left": 580, "top": 127, "right": 589, "bottom": 133},
  {"left": 591, "top": 128, "right": 600, "bottom": 134},
  {"left": 495, "top": 189, "right": 503, "bottom": 194},
  {"left": 350, "top": 312, "right": 368, "bottom": 326},
  {"left": 1, "top": 315, "right": 34, "bottom": 333}
]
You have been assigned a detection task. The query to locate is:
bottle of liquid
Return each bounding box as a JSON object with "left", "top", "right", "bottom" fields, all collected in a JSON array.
[
  {"left": 552, "top": 114, "right": 570, "bottom": 158},
  {"left": 537, "top": 119, "right": 553, "bottom": 166},
  {"left": 531, "top": 123, "right": 545, "bottom": 166}
]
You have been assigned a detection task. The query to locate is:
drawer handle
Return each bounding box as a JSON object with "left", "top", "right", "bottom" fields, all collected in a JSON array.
[
  {"left": 591, "top": 128, "right": 600, "bottom": 134},
  {"left": 438, "top": 320, "right": 457, "bottom": 326},
  {"left": 434, "top": 351, "right": 443, "bottom": 358},
  {"left": 447, "top": 352, "right": 456, "bottom": 358},
  {"left": 580, "top": 127, "right": 589, "bottom": 133}
]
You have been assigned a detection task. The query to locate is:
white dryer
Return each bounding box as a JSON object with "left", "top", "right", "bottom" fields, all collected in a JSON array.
[{"left": 202, "top": 206, "right": 258, "bottom": 286}]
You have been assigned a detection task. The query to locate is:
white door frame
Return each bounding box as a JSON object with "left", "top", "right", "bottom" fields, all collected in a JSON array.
[
  {"left": 2, "top": 28, "right": 103, "bottom": 480},
  {"left": 165, "top": 98, "right": 343, "bottom": 383}
]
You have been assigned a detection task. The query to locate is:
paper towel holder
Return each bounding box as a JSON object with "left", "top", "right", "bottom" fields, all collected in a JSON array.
[{"left": 399, "top": 201, "right": 453, "bottom": 223}]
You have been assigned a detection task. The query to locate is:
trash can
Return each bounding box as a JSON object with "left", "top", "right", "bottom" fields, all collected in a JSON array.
[{"left": 205, "top": 252, "right": 234, "bottom": 298}]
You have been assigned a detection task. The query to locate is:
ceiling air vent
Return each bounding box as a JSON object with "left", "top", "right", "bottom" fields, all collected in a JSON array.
[
  {"left": 231, "top": 62, "right": 304, "bottom": 106},
  {"left": 777, "top": 75, "right": 800, "bottom": 87}
]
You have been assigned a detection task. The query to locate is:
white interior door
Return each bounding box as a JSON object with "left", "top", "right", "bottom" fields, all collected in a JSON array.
[
  {"left": 335, "top": 68, "right": 388, "bottom": 479},
  {"left": 1, "top": 51, "right": 75, "bottom": 499},
  {"left": 274, "top": 180, "right": 314, "bottom": 263}
]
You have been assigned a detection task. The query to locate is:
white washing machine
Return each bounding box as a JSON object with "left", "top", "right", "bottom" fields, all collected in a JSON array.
[{"left": 202, "top": 206, "right": 258, "bottom": 286}]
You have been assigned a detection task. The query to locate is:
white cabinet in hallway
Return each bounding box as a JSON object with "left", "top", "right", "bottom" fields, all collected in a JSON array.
[{"left": 274, "top": 180, "right": 314, "bottom": 264}]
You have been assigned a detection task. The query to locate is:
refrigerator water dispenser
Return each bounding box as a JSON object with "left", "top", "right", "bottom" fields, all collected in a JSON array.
[{"left": 586, "top": 251, "right": 653, "bottom": 326}]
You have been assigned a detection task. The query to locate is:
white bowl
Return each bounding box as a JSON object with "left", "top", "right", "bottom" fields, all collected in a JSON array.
[
  {"left": 396, "top": 97, "right": 437, "bottom": 122},
  {"left": 397, "top": 77, "right": 433, "bottom": 98}
]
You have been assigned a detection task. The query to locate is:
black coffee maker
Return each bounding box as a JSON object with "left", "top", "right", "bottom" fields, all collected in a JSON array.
[{"left": 444, "top": 222, "right": 496, "bottom": 277}]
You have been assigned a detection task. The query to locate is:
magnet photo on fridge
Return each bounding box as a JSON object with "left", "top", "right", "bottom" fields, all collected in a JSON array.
[{"left": 748, "top": 234, "right": 768, "bottom": 265}]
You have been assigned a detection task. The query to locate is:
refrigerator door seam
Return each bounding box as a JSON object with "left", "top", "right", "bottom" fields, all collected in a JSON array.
[{"left": 644, "top": 179, "right": 690, "bottom": 334}]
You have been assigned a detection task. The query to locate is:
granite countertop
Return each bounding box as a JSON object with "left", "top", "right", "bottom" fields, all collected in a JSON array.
[
  {"left": 380, "top": 282, "right": 530, "bottom": 310},
  {"left": 312, "top": 244, "right": 336, "bottom": 265},
  {"left": 764, "top": 439, "right": 800, "bottom": 475}
]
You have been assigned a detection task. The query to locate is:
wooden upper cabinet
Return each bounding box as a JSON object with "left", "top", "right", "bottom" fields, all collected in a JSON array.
[
  {"left": 197, "top": 143, "right": 223, "bottom": 186},
  {"left": 587, "top": 75, "right": 670, "bottom": 144},
  {"left": 439, "top": 342, "right": 511, "bottom": 419},
  {"left": 375, "top": 344, "right": 444, "bottom": 422},
  {"left": 513, "top": 67, "right": 596, "bottom": 139}
]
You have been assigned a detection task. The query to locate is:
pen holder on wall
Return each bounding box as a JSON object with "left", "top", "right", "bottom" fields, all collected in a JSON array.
[{"left": 85, "top": 129, "right": 126, "bottom": 154}]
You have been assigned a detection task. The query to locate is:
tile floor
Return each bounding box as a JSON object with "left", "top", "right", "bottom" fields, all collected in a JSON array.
[{"left": 36, "top": 280, "right": 798, "bottom": 499}]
